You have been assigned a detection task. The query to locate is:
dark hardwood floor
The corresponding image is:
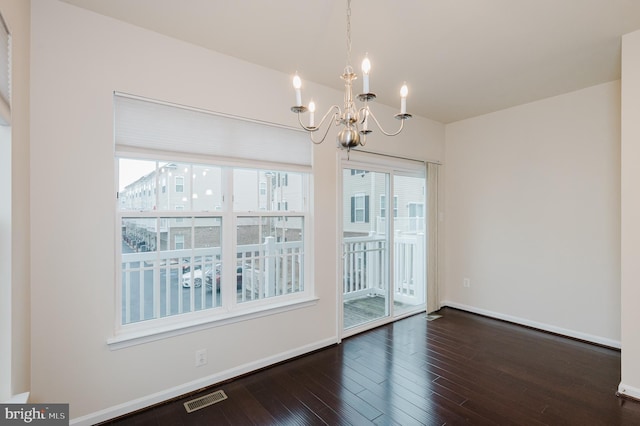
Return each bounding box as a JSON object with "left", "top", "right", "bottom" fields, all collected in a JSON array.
[{"left": 102, "top": 307, "right": 640, "bottom": 425}]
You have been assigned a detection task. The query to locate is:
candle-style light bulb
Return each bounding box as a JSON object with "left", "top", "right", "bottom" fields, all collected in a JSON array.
[
  {"left": 400, "top": 83, "right": 408, "bottom": 114},
  {"left": 361, "top": 56, "right": 371, "bottom": 93},
  {"left": 308, "top": 100, "right": 316, "bottom": 127},
  {"left": 293, "top": 74, "right": 302, "bottom": 106}
]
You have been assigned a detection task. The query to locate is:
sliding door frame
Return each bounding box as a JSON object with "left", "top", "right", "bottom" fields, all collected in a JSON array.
[{"left": 337, "top": 150, "right": 429, "bottom": 339}]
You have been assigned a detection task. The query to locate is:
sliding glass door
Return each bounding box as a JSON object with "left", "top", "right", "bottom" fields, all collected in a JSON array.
[
  {"left": 341, "top": 154, "right": 427, "bottom": 333},
  {"left": 342, "top": 168, "right": 390, "bottom": 329},
  {"left": 392, "top": 173, "right": 426, "bottom": 316}
]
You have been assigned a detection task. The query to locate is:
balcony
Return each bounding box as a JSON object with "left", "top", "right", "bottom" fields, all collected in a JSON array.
[{"left": 342, "top": 232, "right": 426, "bottom": 328}]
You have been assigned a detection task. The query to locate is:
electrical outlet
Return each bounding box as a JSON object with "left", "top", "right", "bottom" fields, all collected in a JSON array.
[
  {"left": 195, "top": 349, "right": 207, "bottom": 367},
  {"left": 463, "top": 278, "right": 470, "bottom": 288}
]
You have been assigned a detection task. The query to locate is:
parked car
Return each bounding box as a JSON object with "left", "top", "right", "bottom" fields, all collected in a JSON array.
[
  {"left": 181, "top": 268, "right": 213, "bottom": 288},
  {"left": 181, "top": 262, "right": 201, "bottom": 274},
  {"left": 205, "top": 264, "right": 245, "bottom": 291}
]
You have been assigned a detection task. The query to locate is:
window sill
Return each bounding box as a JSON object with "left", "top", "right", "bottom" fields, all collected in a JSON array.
[{"left": 107, "top": 296, "right": 319, "bottom": 350}]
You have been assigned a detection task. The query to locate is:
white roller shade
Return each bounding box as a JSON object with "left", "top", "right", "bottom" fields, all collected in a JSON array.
[{"left": 114, "top": 93, "right": 311, "bottom": 169}]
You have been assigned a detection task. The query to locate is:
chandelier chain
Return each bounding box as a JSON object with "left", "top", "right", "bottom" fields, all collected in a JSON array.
[{"left": 346, "top": 0, "right": 352, "bottom": 68}]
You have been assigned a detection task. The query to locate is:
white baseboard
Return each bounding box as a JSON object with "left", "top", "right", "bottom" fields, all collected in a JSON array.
[
  {"left": 440, "top": 301, "right": 621, "bottom": 349},
  {"left": 618, "top": 383, "right": 640, "bottom": 400},
  {"left": 70, "top": 337, "right": 337, "bottom": 425}
]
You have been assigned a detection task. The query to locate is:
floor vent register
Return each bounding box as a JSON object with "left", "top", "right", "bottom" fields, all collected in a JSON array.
[{"left": 184, "top": 390, "right": 228, "bottom": 413}]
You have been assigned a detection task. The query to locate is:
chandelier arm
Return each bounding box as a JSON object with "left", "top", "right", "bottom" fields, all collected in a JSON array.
[
  {"left": 366, "top": 109, "right": 406, "bottom": 137},
  {"left": 310, "top": 117, "right": 336, "bottom": 145},
  {"left": 319, "top": 105, "right": 342, "bottom": 129},
  {"left": 295, "top": 105, "right": 341, "bottom": 132}
]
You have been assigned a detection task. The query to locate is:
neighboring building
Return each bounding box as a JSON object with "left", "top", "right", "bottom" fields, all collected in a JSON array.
[
  {"left": 119, "top": 163, "right": 305, "bottom": 251},
  {"left": 342, "top": 169, "right": 425, "bottom": 237}
]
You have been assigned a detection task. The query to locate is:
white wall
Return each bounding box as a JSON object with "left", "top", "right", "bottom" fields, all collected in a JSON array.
[
  {"left": 620, "top": 29, "right": 640, "bottom": 400},
  {"left": 444, "top": 81, "right": 621, "bottom": 346},
  {"left": 0, "top": 0, "right": 30, "bottom": 402},
  {"left": 29, "top": 0, "right": 444, "bottom": 422}
]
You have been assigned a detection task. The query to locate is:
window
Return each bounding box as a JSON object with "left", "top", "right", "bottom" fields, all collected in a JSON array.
[
  {"left": 408, "top": 202, "right": 424, "bottom": 218},
  {"left": 118, "top": 159, "right": 309, "bottom": 326},
  {"left": 408, "top": 202, "right": 425, "bottom": 232},
  {"left": 278, "top": 172, "right": 288, "bottom": 187},
  {"left": 351, "top": 193, "right": 369, "bottom": 223},
  {"left": 114, "top": 93, "right": 312, "bottom": 343},
  {"left": 380, "top": 195, "right": 398, "bottom": 219},
  {"left": 175, "top": 176, "right": 184, "bottom": 193}
]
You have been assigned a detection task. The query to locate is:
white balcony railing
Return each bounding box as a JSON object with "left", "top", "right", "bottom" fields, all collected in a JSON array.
[
  {"left": 343, "top": 232, "right": 425, "bottom": 304},
  {"left": 343, "top": 234, "right": 387, "bottom": 300},
  {"left": 122, "top": 231, "right": 423, "bottom": 324},
  {"left": 120, "top": 237, "right": 304, "bottom": 324}
]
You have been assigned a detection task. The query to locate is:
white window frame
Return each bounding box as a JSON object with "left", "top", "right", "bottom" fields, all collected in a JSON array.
[{"left": 113, "top": 155, "right": 315, "bottom": 348}]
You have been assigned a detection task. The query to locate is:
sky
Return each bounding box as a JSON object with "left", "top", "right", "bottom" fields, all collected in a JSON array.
[{"left": 118, "top": 158, "right": 158, "bottom": 191}]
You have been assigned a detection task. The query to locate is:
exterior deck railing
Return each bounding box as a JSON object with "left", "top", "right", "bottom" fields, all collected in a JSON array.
[
  {"left": 121, "top": 237, "right": 303, "bottom": 324},
  {"left": 122, "top": 231, "right": 423, "bottom": 324},
  {"left": 342, "top": 232, "right": 425, "bottom": 304}
]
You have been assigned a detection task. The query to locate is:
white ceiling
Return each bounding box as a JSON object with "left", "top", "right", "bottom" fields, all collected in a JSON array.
[{"left": 60, "top": 0, "right": 640, "bottom": 123}]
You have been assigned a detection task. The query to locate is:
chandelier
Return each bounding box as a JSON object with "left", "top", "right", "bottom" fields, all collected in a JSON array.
[{"left": 290, "top": 0, "right": 411, "bottom": 150}]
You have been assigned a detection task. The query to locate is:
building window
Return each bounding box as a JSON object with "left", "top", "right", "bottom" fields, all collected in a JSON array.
[
  {"left": 408, "top": 202, "right": 424, "bottom": 219},
  {"left": 175, "top": 176, "right": 184, "bottom": 193},
  {"left": 380, "top": 195, "right": 398, "bottom": 218},
  {"left": 351, "top": 193, "right": 369, "bottom": 223},
  {"left": 174, "top": 234, "right": 185, "bottom": 250},
  {"left": 408, "top": 202, "right": 425, "bottom": 232},
  {"left": 275, "top": 172, "right": 289, "bottom": 187}
]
